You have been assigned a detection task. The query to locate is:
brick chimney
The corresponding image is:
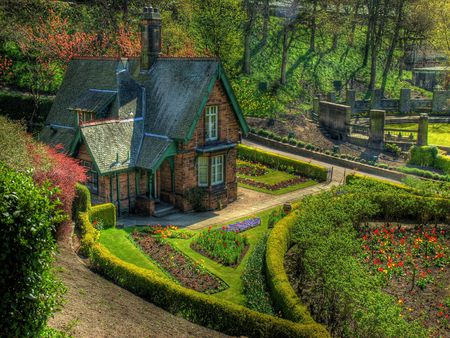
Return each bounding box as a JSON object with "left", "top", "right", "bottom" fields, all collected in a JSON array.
[{"left": 140, "top": 4, "right": 162, "bottom": 71}]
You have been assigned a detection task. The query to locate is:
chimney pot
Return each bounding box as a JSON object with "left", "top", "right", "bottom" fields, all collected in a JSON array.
[{"left": 140, "top": 4, "right": 162, "bottom": 71}]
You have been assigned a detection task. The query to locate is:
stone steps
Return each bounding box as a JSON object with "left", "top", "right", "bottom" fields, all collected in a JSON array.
[{"left": 154, "top": 202, "right": 178, "bottom": 218}]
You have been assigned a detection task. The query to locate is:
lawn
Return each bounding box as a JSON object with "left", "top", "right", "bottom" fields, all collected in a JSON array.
[
  {"left": 99, "top": 228, "right": 172, "bottom": 280},
  {"left": 237, "top": 160, "right": 318, "bottom": 195},
  {"left": 388, "top": 123, "right": 450, "bottom": 146},
  {"left": 98, "top": 208, "right": 276, "bottom": 306}
]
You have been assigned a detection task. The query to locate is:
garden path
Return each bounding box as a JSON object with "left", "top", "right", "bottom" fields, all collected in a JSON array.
[{"left": 49, "top": 243, "right": 230, "bottom": 338}]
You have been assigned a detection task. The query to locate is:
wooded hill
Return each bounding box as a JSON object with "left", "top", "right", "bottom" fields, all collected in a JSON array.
[{"left": 0, "top": 0, "right": 448, "bottom": 120}]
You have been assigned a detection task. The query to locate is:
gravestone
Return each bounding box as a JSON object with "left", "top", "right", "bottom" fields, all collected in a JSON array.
[
  {"left": 417, "top": 113, "right": 429, "bottom": 146},
  {"left": 369, "top": 109, "right": 385, "bottom": 150},
  {"left": 399, "top": 88, "right": 411, "bottom": 114},
  {"left": 432, "top": 90, "right": 449, "bottom": 113}
]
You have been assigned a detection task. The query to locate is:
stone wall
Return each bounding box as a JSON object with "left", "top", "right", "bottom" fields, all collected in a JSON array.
[{"left": 344, "top": 89, "right": 449, "bottom": 114}]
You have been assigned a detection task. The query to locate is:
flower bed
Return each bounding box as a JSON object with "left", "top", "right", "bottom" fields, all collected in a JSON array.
[
  {"left": 359, "top": 223, "right": 450, "bottom": 335},
  {"left": 191, "top": 227, "right": 249, "bottom": 266},
  {"left": 142, "top": 224, "right": 193, "bottom": 239},
  {"left": 237, "top": 160, "right": 268, "bottom": 176},
  {"left": 238, "top": 176, "right": 308, "bottom": 191},
  {"left": 224, "top": 218, "right": 261, "bottom": 233},
  {"left": 132, "top": 231, "right": 226, "bottom": 294}
]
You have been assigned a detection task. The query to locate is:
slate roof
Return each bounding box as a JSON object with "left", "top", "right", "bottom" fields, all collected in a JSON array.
[
  {"left": 80, "top": 119, "right": 144, "bottom": 174},
  {"left": 69, "top": 89, "right": 117, "bottom": 113},
  {"left": 40, "top": 56, "right": 248, "bottom": 174},
  {"left": 141, "top": 58, "right": 219, "bottom": 140}
]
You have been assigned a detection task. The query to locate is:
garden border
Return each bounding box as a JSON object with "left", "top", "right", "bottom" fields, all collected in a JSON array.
[
  {"left": 75, "top": 186, "right": 330, "bottom": 338},
  {"left": 265, "top": 209, "right": 323, "bottom": 325}
]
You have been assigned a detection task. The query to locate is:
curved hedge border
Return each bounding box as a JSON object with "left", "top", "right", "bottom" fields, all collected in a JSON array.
[
  {"left": 237, "top": 144, "right": 328, "bottom": 182},
  {"left": 78, "top": 203, "right": 329, "bottom": 337},
  {"left": 265, "top": 210, "right": 323, "bottom": 326}
]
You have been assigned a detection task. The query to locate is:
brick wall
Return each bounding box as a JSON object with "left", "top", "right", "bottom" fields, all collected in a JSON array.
[{"left": 174, "top": 80, "right": 240, "bottom": 212}]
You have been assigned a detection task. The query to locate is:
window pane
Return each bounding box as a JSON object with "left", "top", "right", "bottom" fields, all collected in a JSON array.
[
  {"left": 211, "top": 155, "right": 224, "bottom": 185},
  {"left": 206, "top": 106, "right": 218, "bottom": 141},
  {"left": 198, "top": 157, "right": 208, "bottom": 187}
]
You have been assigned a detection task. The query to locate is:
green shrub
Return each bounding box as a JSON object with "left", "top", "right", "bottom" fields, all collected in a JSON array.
[
  {"left": 409, "top": 145, "right": 438, "bottom": 167},
  {"left": 289, "top": 138, "right": 298, "bottom": 146},
  {"left": 384, "top": 143, "right": 402, "bottom": 158},
  {"left": 237, "top": 144, "right": 328, "bottom": 182},
  {"left": 281, "top": 136, "right": 289, "bottom": 143},
  {"left": 242, "top": 234, "right": 275, "bottom": 315},
  {"left": 297, "top": 140, "right": 305, "bottom": 148},
  {"left": 265, "top": 210, "right": 319, "bottom": 325},
  {"left": 90, "top": 203, "right": 116, "bottom": 229},
  {"left": 0, "top": 165, "right": 65, "bottom": 337},
  {"left": 72, "top": 183, "right": 91, "bottom": 221},
  {"left": 191, "top": 228, "right": 249, "bottom": 266},
  {"left": 290, "top": 188, "right": 430, "bottom": 337},
  {"left": 434, "top": 155, "right": 450, "bottom": 174},
  {"left": 397, "top": 166, "right": 450, "bottom": 182}
]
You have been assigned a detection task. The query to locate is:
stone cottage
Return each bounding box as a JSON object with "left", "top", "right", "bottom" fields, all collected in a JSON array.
[{"left": 40, "top": 6, "right": 249, "bottom": 216}]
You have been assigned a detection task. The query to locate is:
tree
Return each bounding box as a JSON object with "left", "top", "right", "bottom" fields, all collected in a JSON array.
[
  {"left": 0, "top": 164, "right": 66, "bottom": 337},
  {"left": 242, "top": 0, "right": 259, "bottom": 74}
]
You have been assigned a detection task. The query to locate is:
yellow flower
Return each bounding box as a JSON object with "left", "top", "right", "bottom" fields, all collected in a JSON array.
[
  {"left": 408, "top": 308, "right": 413, "bottom": 312},
  {"left": 383, "top": 269, "right": 388, "bottom": 274},
  {"left": 398, "top": 299, "right": 403, "bottom": 305}
]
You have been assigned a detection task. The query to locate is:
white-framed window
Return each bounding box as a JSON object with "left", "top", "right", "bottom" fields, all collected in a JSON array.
[
  {"left": 211, "top": 155, "right": 224, "bottom": 185},
  {"left": 198, "top": 156, "right": 209, "bottom": 187},
  {"left": 205, "top": 106, "right": 218, "bottom": 141}
]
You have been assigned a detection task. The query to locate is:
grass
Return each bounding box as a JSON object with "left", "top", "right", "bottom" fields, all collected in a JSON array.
[
  {"left": 99, "top": 208, "right": 278, "bottom": 306},
  {"left": 167, "top": 209, "right": 275, "bottom": 305},
  {"left": 99, "top": 229, "right": 170, "bottom": 279},
  {"left": 238, "top": 168, "right": 318, "bottom": 195},
  {"left": 388, "top": 123, "right": 450, "bottom": 146}
]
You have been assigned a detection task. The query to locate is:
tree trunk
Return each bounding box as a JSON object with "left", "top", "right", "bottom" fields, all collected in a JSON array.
[
  {"left": 261, "top": 0, "right": 270, "bottom": 47},
  {"left": 281, "top": 26, "right": 289, "bottom": 85},
  {"left": 242, "top": 1, "right": 255, "bottom": 75},
  {"left": 381, "top": 0, "right": 404, "bottom": 95},
  {"left": 309, "top": 0, "right": 318, "bottom": 52}
]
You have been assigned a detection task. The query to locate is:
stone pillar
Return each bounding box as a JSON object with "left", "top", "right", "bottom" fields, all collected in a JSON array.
[
  {"left": 327, "top": 92, "right": 336, "bottom": 103},
  {"left": 417, "top": 113, "right": 429, "bottom": 146},
  {"left": 399, "top": 88, "right": 411, "bottom": 114},
  {"left": 432, "top": 90, "right": 448, "bottom": 113},
  {"left": 369, "top": 109, "right": 385, "bottom": 150},
  {"left": 346, "top": 89, "right": 356, "bottom": 110}
]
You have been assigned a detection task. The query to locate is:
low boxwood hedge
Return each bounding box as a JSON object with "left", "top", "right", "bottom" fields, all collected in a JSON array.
[
  {"left": 237, "top": 144, "right": 328, "bottom": 182},
  {"left": 77, "top": 198, "right": 329, "bottom": 337},
  {"left": 265, "top": 210, "right": 320, "bottom": 325},
  {"left": 72, "top": 183, "right": 91, "bottom": 221},
  {"left": 90, "top": 203, "right": 116, "bottom": 229},
  {"left": 434, "top": 154, "right": 450, "bottom": 174}
]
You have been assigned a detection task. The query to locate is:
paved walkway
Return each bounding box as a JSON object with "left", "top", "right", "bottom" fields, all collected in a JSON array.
[{"left": 118, "top": 140, "right": 400, "bottom": 230}]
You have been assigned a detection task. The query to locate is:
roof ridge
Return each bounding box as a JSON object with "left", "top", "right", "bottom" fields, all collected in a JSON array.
[{"left": 80, "top": 117, "right": 142, "bottom": 127}]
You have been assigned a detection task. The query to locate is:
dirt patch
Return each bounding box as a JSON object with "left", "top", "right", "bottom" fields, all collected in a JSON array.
[
  {"left": 246, "top": 115, "right": 406, "bottom": 168},
  {"left": 48, "top": 244, "right": 230, "bottom": 338}
]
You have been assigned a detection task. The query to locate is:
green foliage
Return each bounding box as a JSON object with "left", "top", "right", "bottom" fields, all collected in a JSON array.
[
  {"left": 89, "top": 203, "right": 116, "bottom": 229},
  {"left": 434, "top": 154, "right": 450, "bottom": 174},
  {"left": 78, "top": 208, "right": 329, "bottom": 337},
  {"left": 72, "top": 183, "right": 91, "bottom": 221},
  {"left": 290, "top": 186, "right": 428, "bottom": 337},
  {"left": 265, "top": 210, "right": 319, "bottom": 325},
  {"left": 237, "top": 144, "right": 328, "bottom": 182},
  {"left": 409, "top": 146, "right": 439, "bottom": 167},
  {"left": 0, "top": 164, "right": 65, "bottom": 337},
  {"left": 0, "top": 90, "right": 53, "bottom": 129},
  {"left": 192, "top": 228, "right": 249, "bottom": 266},
  {"left": 397, "top": 166, "right": 450, "bottom": 182},
  {"left": 241, "top": 234, "right": 275, "bottom": 315},
  {"left": 384, "top": 143, "right": 402, "bottom": 158}
]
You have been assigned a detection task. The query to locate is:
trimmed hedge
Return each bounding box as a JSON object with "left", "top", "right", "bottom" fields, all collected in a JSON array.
[
  {"left": 435, "top": 155, "right": 450, "bottom": 174},
  {"left": 78, "top": 201, "right": 329, "bottom": 337},
  {"left": 72, "top": 184, "right": 91, "bottom": 221},
  {"left": 266, "top": 210, "right": 320, "bottom": 325},
  {"left": 90, "top": 203, "right": 116, "bottom": 229},
  {"left": 409, "top": 146, "right": 438, "bottom": 167},
  {"left": 237, "top": 144, "right": 328, "bottom": 182},
  {"left": 345, "top": 173, "right": 415, "bottom": 193},
  {"left": 397, "top": 166, "right": 450, "bottom": 182}
]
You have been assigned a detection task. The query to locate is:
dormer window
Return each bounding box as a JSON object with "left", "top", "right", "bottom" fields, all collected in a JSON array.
[{"left": 205, "top": 106, "right": 218, "bottom": 142}]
